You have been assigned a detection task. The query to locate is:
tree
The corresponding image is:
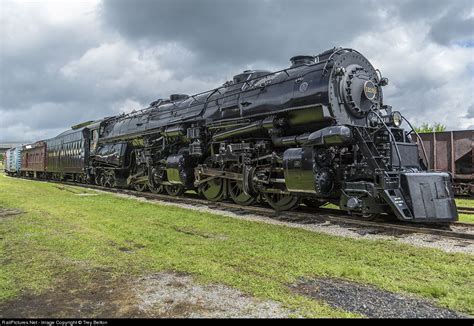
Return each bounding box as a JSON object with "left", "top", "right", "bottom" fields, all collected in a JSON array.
[{"left": 414, "top": 122, "right": 446, "bottom": 133}]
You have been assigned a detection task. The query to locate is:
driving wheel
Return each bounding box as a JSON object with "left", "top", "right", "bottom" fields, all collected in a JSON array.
[
  {"left": 165, "top": 184, "right": 184, "bottom": 196},
  {"left": 263, "top": 193, "right": 300, "bottom": 211},
  {"left": 199, "top": 178, "right": 226, "bottom": 202}
]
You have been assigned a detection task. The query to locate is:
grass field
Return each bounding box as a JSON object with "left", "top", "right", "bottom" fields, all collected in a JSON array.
[
  {"left": 456, "top": 198, "right": 474, "bottom": 223},
  {"left": 0, "top": 174, "right": 473, "bottom": 317}
]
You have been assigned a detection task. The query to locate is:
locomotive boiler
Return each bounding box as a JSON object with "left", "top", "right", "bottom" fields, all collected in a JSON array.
[{"left": 12, "top": 47, "right": 459, "bottom": 223}]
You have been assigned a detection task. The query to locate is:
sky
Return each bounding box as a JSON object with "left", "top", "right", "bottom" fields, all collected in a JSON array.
[{"left": 0, "top": 0, "right": 473, "bottom": 142}]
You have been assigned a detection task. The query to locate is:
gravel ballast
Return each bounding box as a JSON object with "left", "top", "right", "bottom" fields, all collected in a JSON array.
[{"left": 291, "top": 278, "right": 468, "bottom": 318}]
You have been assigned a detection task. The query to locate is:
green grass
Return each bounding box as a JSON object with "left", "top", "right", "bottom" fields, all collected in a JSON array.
[
  {"left": 457, "top": 198, "right": 474, "bottom": 207},
  {"left": 456, "top": 198, "right": 474, "bottom": 223},
  {"left": 0, "top": 174, "right": 473, "bottom": 317}
]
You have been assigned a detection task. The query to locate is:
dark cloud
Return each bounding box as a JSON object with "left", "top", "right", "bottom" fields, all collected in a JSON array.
[
  {"left": 0, "top": 1, "right": 156, "bottom": 141},
  {"left": 0, "top": 9, "right": 101, "bottom": 113},
  {"left": 100, "top": 0, "right": 383, "bottom": 68},
  {"left": 392, "top": 0, "right": 474, "bottom": 45},
  {"left": 429, "top": 8, "right": 474, "bottom": 45},
  {"left": 395, "top": 0, "right": 448, "bottom": 20},
  {"left": 0, "top": 0, "right": 473, "bottom": 141}
]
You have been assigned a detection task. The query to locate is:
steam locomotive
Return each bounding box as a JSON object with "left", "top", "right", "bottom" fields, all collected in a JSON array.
[{"left": 6, "top": 47, "right": 458, "bottom": 222}]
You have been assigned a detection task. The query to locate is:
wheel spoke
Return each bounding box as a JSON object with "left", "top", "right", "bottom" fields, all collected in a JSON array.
[
  {"left": 134, "top": 183, "right": 148, "bottom": 192},
  {"left": 165, "top": 184, "right": 184, "bottom": 196},
  {"left": 263, "top": 193, "right": 300, "bottom": 211},
  {"left": 229, "top": 179, "right": 255, "bottom": 205},
  {"left": 149, "top": 183, "right": 164, "bottom": 194},
  {"left": 228, "top": 164, "right": 255, "bottom": 206},
  {"left": 200, "top": 178, "right": 225, "bottom": 201}
]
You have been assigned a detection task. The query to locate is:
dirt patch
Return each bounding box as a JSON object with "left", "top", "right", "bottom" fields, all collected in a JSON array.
[
  {"left": 133, "top": 272, "right": 296, "bottom": 318},
  {"left": 0, "top": 269, "right": 145, "bottom": 318},
  {"left": 54, "top": 186, "right": 79, "bottom": 194},
  {"left": 0, "top": 208, "right": 23, "bottom": 218},
  {"left": 106, "top": 239, "right": 146, "bottom": 253},
  {"left": 171, "top": 226, "right": 228, "bottom": 240},
  {"left": 290, "top": 278, "right": 468, "bottom": 318},
  {"left": 0, "top": 271, "right": 295, "bottom": 318}
]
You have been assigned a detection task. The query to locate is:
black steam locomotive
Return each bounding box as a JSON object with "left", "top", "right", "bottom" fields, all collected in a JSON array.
[{"left": 14, "top": 47, "right": 459, "bottom": 222}]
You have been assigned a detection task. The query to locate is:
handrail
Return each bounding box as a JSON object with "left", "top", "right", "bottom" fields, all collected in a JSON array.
[
  {"left": 321, "top": 48, "right": 364, "bottom": 77},
  {"left": 369, "top": 109, "right": 402, "bottom": 175},
  {"left": 104, "top": 49, "right": 348, "bottom": 125},
  {"left": 108, "top": 65, "right": 329, "bottom": 125},
  {"left": 402, "top": 115, "right": 430, "bottom": 170},
  {"left": 144, "top": 51, "right": 336, "bottom": 111}
]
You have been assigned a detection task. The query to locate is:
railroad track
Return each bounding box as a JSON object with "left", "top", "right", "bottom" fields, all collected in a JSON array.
[
  {"left": 458, "top": 206, "right": 474, "bottom": 215},
  {"left": 31, "top": 178, "right": 473, "bottom": 242}
]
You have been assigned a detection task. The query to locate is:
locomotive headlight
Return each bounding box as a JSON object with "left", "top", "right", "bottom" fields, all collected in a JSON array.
[{"left": 392, "top": 111, "right": 402, "bottom": 127}]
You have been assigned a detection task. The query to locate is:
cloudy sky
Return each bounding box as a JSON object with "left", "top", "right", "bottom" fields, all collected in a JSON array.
[{"left": 1, "top": 0, "right": 473, "bottom": 142}]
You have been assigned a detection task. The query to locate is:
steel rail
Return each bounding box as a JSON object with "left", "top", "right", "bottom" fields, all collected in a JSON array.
[{"left": 458, "top": 206, "right": 474, "bottom": 215}]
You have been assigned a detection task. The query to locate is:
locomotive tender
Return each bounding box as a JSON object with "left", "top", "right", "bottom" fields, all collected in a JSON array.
[{"left": 7, "top": 47, "right": 458, "bottom": 222}]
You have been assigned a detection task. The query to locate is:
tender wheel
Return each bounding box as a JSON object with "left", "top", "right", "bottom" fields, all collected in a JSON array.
[
  {"left": 102, "top": 170, "right": 116, "bottom": 188},
  {"left": 302, "top": 198, "right": 327, "bottom": 208},
  {"left": 96, "top": 173, "right": 104, "bottom": 186},
  {"left": 85, "top": 174, "right": 93, "bottom": 184},
  {"left": 229, "top": 178, "right": 255, "bottom": 205},
  {"left": 263, "top": 193, "right": 300, "bottom": 211},
  {"left": 78, "top": 174, "right": 86, "bottom": 184},
  {"left": 165, "top": 184, "right": 184, "bottom": 196},
  {"left": 134, "top": 183, "right": 148, "bottom": 192},
  {"left": 199, "top": 178, "right": 226, "bottom": 202}
]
